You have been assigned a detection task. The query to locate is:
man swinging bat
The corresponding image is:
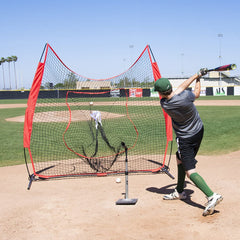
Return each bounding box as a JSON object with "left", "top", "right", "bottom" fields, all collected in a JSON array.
[{"left": 154, "top": 68, "right": 224, "bottom": 216}]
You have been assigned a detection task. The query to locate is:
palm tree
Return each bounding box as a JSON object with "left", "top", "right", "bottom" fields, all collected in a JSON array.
[
  {"left": 11, "top": 56, "right": 18, "bottom": 89},
  {"left": 0, "top": 57, "right": 6, "bottom": 89},
  {"left": 6, "top": 56, "right": 12, "bottom": 89}
]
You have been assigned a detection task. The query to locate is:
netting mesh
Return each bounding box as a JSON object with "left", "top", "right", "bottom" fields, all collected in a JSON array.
[{"left": 24, "top": 44, "right": 169, "bottom": 178}]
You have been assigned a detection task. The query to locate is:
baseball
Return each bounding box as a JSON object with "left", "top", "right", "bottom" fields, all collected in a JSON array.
[
  {"left": 89, "top": 102, "right": 93, "bottom": 105},
  {"left": 116, "top": 178, "right": 121, "bottom": 183}
]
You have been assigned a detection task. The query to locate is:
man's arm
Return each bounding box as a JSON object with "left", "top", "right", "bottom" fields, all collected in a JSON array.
[
  {"left": 193, "top": 78, "right": 201, "bottom": 98},
  {"left": 173, "top": 68, "right": 208, "bottom": 96},
  {"left": 173, "top": 73, "right": 199, "bottom": 95}
]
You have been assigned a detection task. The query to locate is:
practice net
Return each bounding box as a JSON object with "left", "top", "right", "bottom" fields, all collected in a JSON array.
[{"left": 23, "top": 44, "right": 173, "bottom": 187}]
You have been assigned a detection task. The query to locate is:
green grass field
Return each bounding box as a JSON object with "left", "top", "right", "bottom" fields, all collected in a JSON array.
[
  {"left": 0, "top": 97, "right": 240, "bottom": 167},
  {"left": 1, "top": 95, "right": 240, "bottom": 104},
  {"left": 198, "top": 95, "right": 240, "bottom": 100}
]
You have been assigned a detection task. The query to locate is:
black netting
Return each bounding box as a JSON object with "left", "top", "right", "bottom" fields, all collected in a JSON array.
[{"left": 25, "top": 44, "right": 169, "bottom": 178}]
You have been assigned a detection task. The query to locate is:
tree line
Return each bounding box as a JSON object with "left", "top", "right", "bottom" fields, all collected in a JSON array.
[
  {"left": 41, "top": 72, "right": 155, "bottom": 90},
  {"left": 0, "top": 56, "right": 18, "bottom": 90}
]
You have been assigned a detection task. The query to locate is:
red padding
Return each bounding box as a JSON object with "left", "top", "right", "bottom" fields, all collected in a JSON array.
[
  {"left": 152, "top": 62, "right": 173, "bottom": 142},
  {"left": 23, "top": 62, "right": 44, "bottom": 148}
]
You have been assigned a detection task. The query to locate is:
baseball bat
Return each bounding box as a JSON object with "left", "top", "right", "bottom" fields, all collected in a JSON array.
[{"left": 207, "top": 64, "right": 237, "bottom": 72}]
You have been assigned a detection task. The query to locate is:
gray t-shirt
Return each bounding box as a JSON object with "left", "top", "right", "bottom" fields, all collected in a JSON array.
[{"left": 160, "top": 90, "right": 203, "bottom": 138}]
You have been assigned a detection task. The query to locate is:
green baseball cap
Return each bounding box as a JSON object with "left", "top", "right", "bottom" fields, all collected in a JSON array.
[{"left": 154, "top": 78, "right": 172, "bottom": 92}]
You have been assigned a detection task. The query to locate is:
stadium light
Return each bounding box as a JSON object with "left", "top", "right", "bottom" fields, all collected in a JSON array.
[{"left": 218, "top": 33, "right": 223, "bottom": 86}]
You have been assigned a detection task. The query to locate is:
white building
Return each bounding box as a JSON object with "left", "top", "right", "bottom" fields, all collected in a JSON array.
[
  {"left": 169, "top": 72, "right": 240, "bottom": 89},
  {"left": 76, "top": 81, "right": 111, "bottom": 89}
]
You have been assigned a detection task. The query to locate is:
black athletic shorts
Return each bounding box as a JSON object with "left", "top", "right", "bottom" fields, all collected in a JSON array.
[{"left": 176, "top": 126, "right": 204, "bottom": 171}]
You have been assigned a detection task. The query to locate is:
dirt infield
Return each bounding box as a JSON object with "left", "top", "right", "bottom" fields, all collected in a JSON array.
[
  {"left": 6, "top": 110, "right": 124, "bottom": 123},
  {"left": 0, "top": 151, "right": 239, "bottom": 240},
  {"left": 1, "top": 101, "right": 240, "bottom": 240}
]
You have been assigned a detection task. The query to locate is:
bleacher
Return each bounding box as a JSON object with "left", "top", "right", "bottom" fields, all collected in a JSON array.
[{"left": 169, "top": 73, "right": 240, "bottom": 89}]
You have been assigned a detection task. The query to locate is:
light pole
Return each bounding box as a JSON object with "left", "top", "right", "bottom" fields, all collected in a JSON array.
[
  {"left": 129, "top": 44, "right": 134, "bottom": 65},
  {"left": 181, "top": 53, "right": 184, "bottom": 76},
  {"left": 218, "top": 33, "right": 223, "bottom": 86},
  {"left": 129, "top": 45, "right": 134, "bottom": 87}
]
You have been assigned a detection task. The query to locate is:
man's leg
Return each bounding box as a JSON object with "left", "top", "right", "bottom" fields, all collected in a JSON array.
[
  {"left": 163, "top": 153, "right": 186, "bottom": 200},
  {"left": 187, "top": 169, "right": 213, "bottom": 197},
  {"left": 187, "top": 169, "right": 223, "bottom": 216},
  {"left": 176, "top": 153, "right": 186, "bottom": 194}
]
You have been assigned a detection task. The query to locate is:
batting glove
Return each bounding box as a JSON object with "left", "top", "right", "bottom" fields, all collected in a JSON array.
[{"left": 198, "top": 68, "right": 208, "bottom": 77}]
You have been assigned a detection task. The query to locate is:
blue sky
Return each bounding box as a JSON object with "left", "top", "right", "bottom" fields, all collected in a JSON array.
[{"left": 1, "top": 0, "right": 240, "bottom": 89}]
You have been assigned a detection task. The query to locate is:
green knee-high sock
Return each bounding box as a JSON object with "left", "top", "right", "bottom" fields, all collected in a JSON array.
[
  {"left": 176, "top": 164, "right": 186, "bottom": 193},
  {"left": 190, "top": 172, "right": 214, "bottom": 197}
]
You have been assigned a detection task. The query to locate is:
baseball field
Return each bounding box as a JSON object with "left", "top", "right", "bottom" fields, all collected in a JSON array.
[{"left": 0, "top": 97, "right": 240, "bottom": 240}]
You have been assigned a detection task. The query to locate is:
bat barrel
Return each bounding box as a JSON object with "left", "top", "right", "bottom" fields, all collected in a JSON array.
[{"left": 208, "top": 64, "right": 237, "bottom": 72}]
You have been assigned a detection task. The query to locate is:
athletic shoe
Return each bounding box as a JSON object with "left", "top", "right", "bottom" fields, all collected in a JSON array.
[
  {"left": 202, "top": 193, "right": 223, "bottom": 216},
  {"left": 163, "top": 189, "right": 187, "bottom": 200}
]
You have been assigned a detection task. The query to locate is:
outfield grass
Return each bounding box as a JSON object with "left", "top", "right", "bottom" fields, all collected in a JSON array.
[
  {"left": 1, "top": 95, "right": 240, "bottom": 104},
  {"left": 171, "top": 106, "right": 240, "bottom": 155},
  {"left": 0, "top": 99, "right": 240, "bottom": 167},
  {"left": 0, "top": 108, "right": 26, "bottom": 167},
  {"left": 0, "top": 99, "right": 28, "bottom": 104},
  {"left": 198, "top": 95, "right": 240, "bottom": 100}
]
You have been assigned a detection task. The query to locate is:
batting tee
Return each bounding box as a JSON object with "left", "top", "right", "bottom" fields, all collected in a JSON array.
[{"left": 23, "top": 44, "right": 173, "bottom": 189}]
